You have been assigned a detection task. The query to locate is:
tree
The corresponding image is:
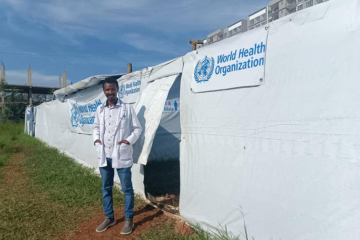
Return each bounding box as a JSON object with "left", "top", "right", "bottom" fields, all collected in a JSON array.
[{"left": 0, "top": 80, "right": 27, "bottom": 123}]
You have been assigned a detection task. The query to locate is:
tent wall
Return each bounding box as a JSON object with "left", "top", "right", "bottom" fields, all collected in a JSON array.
[
  {"left": 180, "top": 0, "right": 360, "bottom": 239},
  {"left": 133, "top": 74, "right": 180, "bottom": 166},
  {"left": 34, "top": 60, "right": 182, "bottom": 198},
  {"left": 149, "top": 75, "right": 181, "bottom": 161},
  {"left": 24, "top": 105, "right": 35, "bottom": 136},
  {"left": 35, "top": 100, "right": 99, "bottom": 169}
]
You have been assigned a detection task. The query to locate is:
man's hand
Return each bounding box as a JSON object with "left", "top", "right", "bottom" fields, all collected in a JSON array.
[
  {"left": 117, "top": 140, "right": 130, "bottom": 145},
  {"left": 94, "top": 139, "right": 102, "bottom": 145}
]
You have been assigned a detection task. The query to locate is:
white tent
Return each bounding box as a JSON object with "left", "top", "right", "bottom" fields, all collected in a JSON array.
[
  {"left": 24, "top": 105, "right": 35, "bottom": 136},
  {"left": 32, "top": 0, "right": 360, "bottom": 239},
  {"left": 35, "top": 58, "right": 183, "bottom": 198},
  {"left": 180, "top": 0, "right": 360, "bottom": 239}
]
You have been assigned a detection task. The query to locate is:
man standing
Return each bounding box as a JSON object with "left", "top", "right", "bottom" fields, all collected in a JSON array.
[{"left": 93, "top": 78, "right": 142, "bottom": 235}]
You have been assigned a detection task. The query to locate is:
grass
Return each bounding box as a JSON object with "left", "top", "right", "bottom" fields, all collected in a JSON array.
[
  {"left": 0, "top": 123, "right": 130, "bottom": 240},
  {"left": 139, "top": 223, "right": 246, "bottom": 240},
  {"left": 0, "top": 122, "right": 22, "bottom": 180},
  {"left": 0, "top": 122, "right": 249, "bottom": 240}
]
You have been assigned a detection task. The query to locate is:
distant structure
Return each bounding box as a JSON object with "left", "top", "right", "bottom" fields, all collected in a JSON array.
[
  {"left": 198, "top": 0, "right": 329, "bottom": 49},
  {"left": 62, "top": 71, "right": 67, "bottom": 88},
  {"left": 0, "top": 62, "right": 59, "bottom": 107},
  {"left": 1, "top": 62, "right": 5, "bottom": 81},
  {"left": 1, "top": 62, "right": 5, "bottom": 108},
  {"left": 28, "top": 65, "right": 32, "bottom": 86},
  {"left": 248, "top": 7, "right": 268, "bottom": 30},
  {"left": 201, "top": 19, "right": 248, "bottom": 47}
]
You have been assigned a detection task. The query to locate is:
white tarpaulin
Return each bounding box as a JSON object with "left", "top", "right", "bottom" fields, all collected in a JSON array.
[
  {"left": 54, "top": 74, "right": 123, "bottom": 101},
  {"left": 66, "top": 85, "right": 105, "bottom": 134},
  {"left": 117, "top": 68, "right": 152, "bottom": 104},
  {"left": 133, "top": 74, "right": 179, "bottom": 165},
  {"left": 34, "top": 59, "right": 183, "bottom": 198},
  {"left": 24, "top": 105, "right": 35, "bottom": 136},
  {"left": 180, "top": 0, "right": 360, "bottom": 239},
  {"left": 149, "top": 75, "right": 181, "bottom": 161},
  {"left": 191, "top": 29, "right": 267, "bottom": 93}
]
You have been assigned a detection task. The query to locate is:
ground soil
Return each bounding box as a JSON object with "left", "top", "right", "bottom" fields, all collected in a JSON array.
[
  {"left": 60, "top": 205, "right": 178, "bottom": 240},
  {"left": 0, "top": 152, "right": 190, "bottom": 240},
  {"left": 60, "top": 160, "right": 187, "bottom": 239},
  {"left": 144, "top": 160, "right": 180, "bottom": 212}
]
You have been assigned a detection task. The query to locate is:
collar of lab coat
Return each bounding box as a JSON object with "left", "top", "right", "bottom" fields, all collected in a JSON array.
[
  {"left": 99, "top": 98, "right": 126, "bottom": 131},
  {"left": 105, "top": 98, "right": 121, "bottom": 108}
]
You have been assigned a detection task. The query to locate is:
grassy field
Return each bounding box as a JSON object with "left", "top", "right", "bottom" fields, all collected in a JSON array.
[{"left": 0, "top": 123, "right": 244, "bottom": 240}]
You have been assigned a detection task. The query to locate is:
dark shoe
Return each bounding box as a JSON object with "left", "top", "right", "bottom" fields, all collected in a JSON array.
[
  {"left": 120, "top": 219, "right": 134, "bottom": 235},
  {"left": 96, "top": 218, "right": 116, "bottom": 232}
]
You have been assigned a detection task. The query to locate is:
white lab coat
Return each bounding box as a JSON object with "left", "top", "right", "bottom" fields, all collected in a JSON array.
[{"left": 93, "top": 100, "right": 142, "bottom": 168}]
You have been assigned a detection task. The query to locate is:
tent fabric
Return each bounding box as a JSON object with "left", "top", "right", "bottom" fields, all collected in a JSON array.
[
  {"left": 148, "top": 57, "right": 183, "bottom": 82},
  {"left": 54, "top": 74, "right": 123, "bottom": 101},
  {"left": 24, "top": 105, "right": 35, "bottom": 136},
  {"left": 192, "top": 29, "right": 267, "bottom": 93},
  {"left": 149, "top": 75, "right": 181, "bottom": 161},
  {"left": 180, "top": 0, "right": 360, "bottom": 239},
  {"left": 66, "top": 84, "right": 105, "bottom": 134},
  {"left": 133, "top": 74, "right": 179, "bottom": 166},
  {"left": 34, "top": 60, "right": 183, "bottom": 198},
  {"left": 117, "top": 68, "right": 152, "bottom": 104}
]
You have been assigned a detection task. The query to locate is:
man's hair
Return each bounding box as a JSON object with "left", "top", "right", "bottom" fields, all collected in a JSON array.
[{"left": 102, "top": 78, "right": 119, "bottom": 90}]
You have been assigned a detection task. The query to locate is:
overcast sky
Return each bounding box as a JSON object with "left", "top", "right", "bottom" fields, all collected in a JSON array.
[{"left": 0, "top": 0, "right": 269, "bottom": 87}]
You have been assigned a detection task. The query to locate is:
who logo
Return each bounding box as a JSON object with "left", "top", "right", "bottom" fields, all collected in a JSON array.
[
  {"left": 70, "top": 103, "right": 80, "bottom": 127},
  {"left": 118, "top": 83, "right": 125, "bottom": 99},
  {"left": 194, "top": 56, "right": 215, "bottom": 83}
]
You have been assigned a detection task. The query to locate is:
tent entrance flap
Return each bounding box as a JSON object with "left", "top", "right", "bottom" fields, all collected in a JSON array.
[
  {"left": 133, "top": 74, "right": 179, "bottom": 166},
  {"left": 143, "top": 75, "right": 181, "bottom": 212}
]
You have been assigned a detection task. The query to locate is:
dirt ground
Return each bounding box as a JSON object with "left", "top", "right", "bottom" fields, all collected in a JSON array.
[
  {"left": 59, "top": 205, "right": 189, "bottom": 240},
  {"left": 61, "top": 159, "right": 185, "bottom": 239},
  {"left": 0, "top": 152, "right": 191, "bottom": 240}
]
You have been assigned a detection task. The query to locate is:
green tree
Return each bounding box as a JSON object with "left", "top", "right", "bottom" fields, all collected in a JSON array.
[{"left": 0, "top": 80, "right": 27, "bottom": 123}]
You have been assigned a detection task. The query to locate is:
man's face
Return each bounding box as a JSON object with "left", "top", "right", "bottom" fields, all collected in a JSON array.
[{"left": 103, "top": 83, "right": 118, "bottom": 102}]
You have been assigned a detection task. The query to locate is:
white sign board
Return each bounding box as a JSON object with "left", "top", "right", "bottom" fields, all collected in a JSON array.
[
  {"left": 191, "top": 28, "right": 268, "bottom": 93},
  {"left": 66, "top": 86, "right": 106, "bottom": 134},
  {"left": 67, "top": 97, "right": 104, "bottom": 134},
  {"left": 118, "top": 68, "right": 151, "bottom": 103},
  {"left": 118, "top": 79, "right": 145, "bottom": 103}
]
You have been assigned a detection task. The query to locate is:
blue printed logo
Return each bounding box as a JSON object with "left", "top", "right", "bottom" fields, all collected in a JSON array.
[
  {"left": 71, "top": 104, "right": 80, "bottom": 127},
  {"left": 70, "top": 99, "right": 102, "bottom": 128},
  {"left": 118, "top": 83, "right": 125, "bottom": 99},
  {"left": 194, "top": 56, "right": 215, "bottom": 83},
  {"left": 164, "top": 99, "right": 179, "bottom": 112}
]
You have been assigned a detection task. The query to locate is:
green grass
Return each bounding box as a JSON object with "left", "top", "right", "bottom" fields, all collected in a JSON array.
[
  {"left": 0, "top": 122, "right": 249, "bottom": 240},
  {"left": 19, "top": 134, "right": 121, "bottom": 208},
  {"left": 0, "top": 122, "right": 22, "bottom": 179},
  {"left": 139, "top": 223, "right": 246, "bottom": 240},
  {"left": 0, "top": 123, "right": 127, "bottom": 240}
]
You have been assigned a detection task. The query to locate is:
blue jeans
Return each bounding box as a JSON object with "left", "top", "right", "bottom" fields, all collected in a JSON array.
[{"left": 99, "top": 158, "right": 134, "bottom": 220}]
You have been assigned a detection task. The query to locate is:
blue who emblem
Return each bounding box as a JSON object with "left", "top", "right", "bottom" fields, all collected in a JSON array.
[
  {"left": 70, "top": 103, "right": 80, "bottom": 127},
  {"left": 194, "top": 55, "right": 215, "bottom": 83},
  {"left": 118, "top": 83, "right": 125, "bottom": 99}
]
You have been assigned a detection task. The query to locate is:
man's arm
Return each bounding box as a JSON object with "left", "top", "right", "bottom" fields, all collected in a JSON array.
[
  {"left": 93, "top": 108, "right": 102, "bottom": 145},
  {"left": 125, "top": 105, "right": 142, "bottom": 145}
]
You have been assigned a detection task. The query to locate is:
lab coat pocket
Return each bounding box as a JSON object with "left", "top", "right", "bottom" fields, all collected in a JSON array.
[{"left": 119, "top": 144, "right": 132, "bottom": 161}]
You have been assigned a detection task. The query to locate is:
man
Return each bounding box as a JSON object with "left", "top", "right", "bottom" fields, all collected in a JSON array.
[{"left": 93, "top": 78, "right": 142, "bottom": 235}]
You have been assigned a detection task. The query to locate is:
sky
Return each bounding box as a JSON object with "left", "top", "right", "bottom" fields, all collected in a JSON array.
[{"left": 0, "top": 0, "right": 269, "bottom": 87}]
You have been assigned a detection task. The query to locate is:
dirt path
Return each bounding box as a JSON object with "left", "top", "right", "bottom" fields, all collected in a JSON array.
[
  {"left": 0, "top": 152, "right": 27, "bottom": 195},
  {"left": 0, "top": 152, "right": 192, "bottom": 240},
  {"left": 61, "top": 205, "right": 176, "bottom": 240}
]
